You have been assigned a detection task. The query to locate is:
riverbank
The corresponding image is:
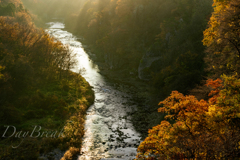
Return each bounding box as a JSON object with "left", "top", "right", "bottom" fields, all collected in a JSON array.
[
  {"left": 75, "top": 43, "right": 165, "bottom": 138},
  {"left": 44, "top": 22, "right": 144, "bottom": 159},
  {"left": 62, "top": 24, "right": 165, "bottom": 138},
  {"left": 0, "top": 71, "right": 94, "bottom": 160}
]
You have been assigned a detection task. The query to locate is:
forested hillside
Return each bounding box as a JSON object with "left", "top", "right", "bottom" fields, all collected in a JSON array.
[
  {"left": 0, "top": 0, "right": 94, "bottom": 159},
  {"left": 66, "top": 0, "right": 212, "bottom": 97},
  {"left": 62, "top": 0, "right": 214, "bottom": 138},
  {"left": 63, "top": 0, "right": 240, "bottom": 158},
  {"left": 3, "top": 0, "right": 240, "bottom": 159},
  {"left": 21, "top": 0, "right": 87, "bottom": 22},
  {"left": 136, "top": 0, "right": 240, "bottom": 159}
]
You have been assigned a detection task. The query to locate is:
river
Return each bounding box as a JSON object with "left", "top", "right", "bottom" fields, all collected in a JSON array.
[{"left": 46, "top": 21, "right": 141, "bottom": 160}]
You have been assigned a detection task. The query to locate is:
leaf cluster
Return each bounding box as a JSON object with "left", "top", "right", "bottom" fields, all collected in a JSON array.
[{"left": 136, "top": 76, "right": 240, "bottom": 159}]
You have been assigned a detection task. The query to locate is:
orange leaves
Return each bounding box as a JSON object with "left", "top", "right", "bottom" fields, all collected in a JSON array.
[
  {"left": 137, "top": 90, "right": 212, "bottom": 159},
  {"left": 206, "top": 78, "right": 223, "bottom": 90},
  {"left": 137, "top": 121, "right": 173, "bottom": 159},
  {"left": 137, "top": 76, "right": 240, "bottom": 159},
  {"left": 206, "top": 78, "right": 223, "bottom": 104},
  {"left": 158, "top": 91, "right": 209, "bottom": 121}
]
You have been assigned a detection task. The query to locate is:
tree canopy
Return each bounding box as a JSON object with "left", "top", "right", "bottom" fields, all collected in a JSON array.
[{"left": 136, "top": 0, "right": 240, "bottom": 159}]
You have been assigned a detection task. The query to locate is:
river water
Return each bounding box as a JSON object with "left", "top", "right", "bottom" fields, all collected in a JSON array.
[{"left": 46, "top": 22, "right": 141, "bottom": 160}]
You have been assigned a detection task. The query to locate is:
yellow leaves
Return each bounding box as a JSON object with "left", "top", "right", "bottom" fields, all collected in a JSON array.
[
  {"left": 207, "top": 105, "right": 223, "bottom": 121},
  {"left": 204, "top": 0, "right": 240, "bottom": 76},
  {"left": 203, "top": 0, "right": 227, "bottom": 47},
  {"left": 0, "top": 65, "right": 5, "bottom": 80},
  {"left": 214, "top": 52, "right": 221, "bottom": 54},
  {"left": 137, "top": 75, "right": 240, "bottom": 159},
  {"left": 236, "top": 113, "right": 240, "bottom": 118},
  {"left": 217, "top": 38, "right": 222, "bottom": 44},
  {"left": 207, "top": 105, "right": 217, "bottom": 116}
]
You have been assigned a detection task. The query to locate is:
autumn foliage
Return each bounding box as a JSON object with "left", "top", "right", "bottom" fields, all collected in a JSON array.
[
  {"left": 66, "top": 0, "right": 212, "bottom": 95},
  {"left": 203, "top": 0, "right": 240, "bottom": 77},
  {"left": 0, "top": 1, "right": 95, "bottom": 159},
  {"left": 136, "top": 76, "right": 240, "bottom": 159},
  {"left": 136, "top": 0, "right": 240, "bottom": 159}
]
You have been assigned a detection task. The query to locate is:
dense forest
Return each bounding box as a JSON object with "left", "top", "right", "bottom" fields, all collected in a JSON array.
[
  {"left": 136, "top": 0, "right": 240, "bottom": 159},
  {"left": 2, "top": 0, "right": 240, "bottom": 159},
  {"left": 61, "top": 0, "right": 215, "bottom": 136},
  {"left": 65, "top": 0, "right": 240, "bottom": 158},
  {"left": 0, "top": 0, "right": 94, "bottom": 159},
  {"left": 66, "top": 0, "right": 212, "bottom": 95}
]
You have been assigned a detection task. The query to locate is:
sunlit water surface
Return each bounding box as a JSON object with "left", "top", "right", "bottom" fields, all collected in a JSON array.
[{"left": 46, "top": 22, "right": 141, "bottom": 160}]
